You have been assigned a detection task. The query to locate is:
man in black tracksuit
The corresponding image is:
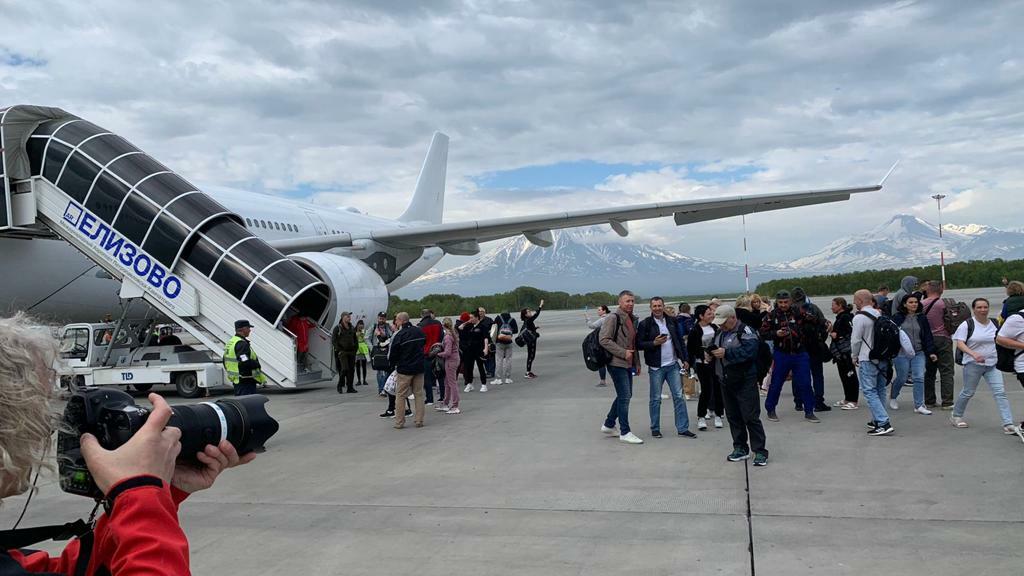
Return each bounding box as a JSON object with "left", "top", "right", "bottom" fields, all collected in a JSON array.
[{"left": 710, "top": 305, "right": 768, "bottom": 465}]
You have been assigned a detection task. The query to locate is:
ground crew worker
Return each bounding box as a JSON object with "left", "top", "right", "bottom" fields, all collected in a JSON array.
[{"left": 224, "top": 319, "right": 265, "bottom": 396}]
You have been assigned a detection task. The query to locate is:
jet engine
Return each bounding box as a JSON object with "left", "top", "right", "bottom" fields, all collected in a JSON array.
[{"left": 288, "top": 252, "right": 389, "bottom": 327}]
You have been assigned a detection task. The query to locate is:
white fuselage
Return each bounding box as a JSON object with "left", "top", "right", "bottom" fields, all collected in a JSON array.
[{"left": 1, "top": 188, "right": 443, "bottom": 323}]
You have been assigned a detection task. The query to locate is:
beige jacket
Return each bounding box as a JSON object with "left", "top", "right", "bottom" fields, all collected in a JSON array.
[{"left": 599, "top": 309, "right": 637, "bottom": 368}]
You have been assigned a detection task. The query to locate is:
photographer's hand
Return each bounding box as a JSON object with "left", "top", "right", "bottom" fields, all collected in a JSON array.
[
  {"left": 172, "top": 440, "right": 257, "bottom": 494},
  {"left": 80, "top": 393, "right": 182, "bottom": 496}
]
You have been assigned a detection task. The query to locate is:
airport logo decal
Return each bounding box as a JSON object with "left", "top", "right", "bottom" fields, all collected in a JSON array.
[{"left": 63, "top": 200, "right": 182, "bottom": 300}]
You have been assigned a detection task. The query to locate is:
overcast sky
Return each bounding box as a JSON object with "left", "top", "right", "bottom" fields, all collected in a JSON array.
[{"left": 3, "top": 0, "right": 1021, "bottom": 268}]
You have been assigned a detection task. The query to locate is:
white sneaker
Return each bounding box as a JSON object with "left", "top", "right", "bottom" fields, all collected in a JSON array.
[
  {"left": 697, "top": 417, "right": 707, "bottom": 431},
  {"left": 505, "top": 379, "right": 513, "bottom": 385},
  {"left": 915, "top": 405, "right": 933, "bottom": 415},
  {"left": 601, "top": 425, "right": 618, "bottom": 436},
  {"left": 464, "top": 384, "right": 474, "bottom": 393},
  {"left": 619, "top": 432, "right": 644, "bottom": 444},
  {"left": 407, "top": 394, "right": 415, "bottom": 400},
  {"left": 661, "top": 393, "right": 669, "bottom": 399},
  {"left": 714, "top": 416, "right": 723, "bottom": 429},
  {"left": 446, "top": 407, "right": 461, "bottom": 414},
  {"left": 435, "top": 404, "right": 448, "bottom": 411},
  {"left": 480, "top": 385, "right": 488, "bottom": 392},
  {"left": 888, "top": 398, "right": 899, "bottom": 410}
]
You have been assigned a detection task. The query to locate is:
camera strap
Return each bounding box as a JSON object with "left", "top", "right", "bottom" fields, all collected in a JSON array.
[{"left": 0, "top": 519, "right": 91, "bottom": 550}]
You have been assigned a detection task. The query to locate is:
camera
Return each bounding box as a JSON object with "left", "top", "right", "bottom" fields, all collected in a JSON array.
[
  {"left": 706, "top": 344, "right": 719, "bottom": 353},
  {"left": 57, "top": 388, "right": 279, "bottom": 499}
]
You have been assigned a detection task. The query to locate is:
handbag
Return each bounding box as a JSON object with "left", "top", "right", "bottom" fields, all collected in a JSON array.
[
  {"left": 383, "top": 371, "right": 397, "bottom": 395},
  {"left": 829, "top": 337, "right": 851, "bottom": 362}
]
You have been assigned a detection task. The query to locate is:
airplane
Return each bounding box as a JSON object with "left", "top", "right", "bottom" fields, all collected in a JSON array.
[{"left": 1, "top": 109, "right": 893, "bottom": 327}]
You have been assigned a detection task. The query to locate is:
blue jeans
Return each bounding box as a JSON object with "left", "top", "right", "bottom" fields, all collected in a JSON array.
[
  {"left": 892, "top": 352, "right": 926, "bottom": 408},
  {"left": 649, "top": 364, "right": 690, "bottom": 433},
  {"left": 604, "top": 366, "right": 633, "bottom": 435},
  {"left": 376, "top": 369, "right": 389, "bottom": 393},
  {"left": 810, "top": 355, "right": 826, "bottom": 404},
  {"left": 766, "top": 350, "right": 814, "bottom": 415},
  {"left": 954, "top": 363, "right": 1014, "bottom": 426},
  {"left": 598, "top": 365, "right": 607, "bottom": 381},
  {"left": 858, "top": 360, "right": 891, "bottom": 425}
]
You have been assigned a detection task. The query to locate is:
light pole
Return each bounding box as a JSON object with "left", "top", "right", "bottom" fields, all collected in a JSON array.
[
  {"left": 741, "top": 214, "right": 750, "bottom": 294},
  {"left": 932, "top": 193, "right": 947, "bottom": 290}
]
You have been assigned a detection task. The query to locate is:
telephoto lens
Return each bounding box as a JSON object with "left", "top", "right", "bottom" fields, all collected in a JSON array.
[{"left": 168, "top": 396, "right": 279, "bottom": 462}]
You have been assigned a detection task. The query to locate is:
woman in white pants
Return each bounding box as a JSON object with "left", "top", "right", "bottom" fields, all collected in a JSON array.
[{"left": 950, "top": 298, "right": 1021, "bottom": 437}]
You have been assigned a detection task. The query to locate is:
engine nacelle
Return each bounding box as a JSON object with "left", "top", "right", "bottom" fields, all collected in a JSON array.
[{"left": 289, "top": 252, "right": 389, "bottom": 327}]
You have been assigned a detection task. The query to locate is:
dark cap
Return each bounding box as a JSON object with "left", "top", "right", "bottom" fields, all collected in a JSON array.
[
  {"left": 378, "top": 311, "right": 387, "bottom": 317},
  {"left": 775, "top": 290, "right": 791, "bottom": 300},
  {"left": 235, "top": 319, "right": 253, "bottom": 330}
]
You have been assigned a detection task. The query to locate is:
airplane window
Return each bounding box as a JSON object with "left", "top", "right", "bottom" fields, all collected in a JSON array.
[
  {"left": 260, "top": 220, "right": 267, "bottom": 228},
  {"left": 274, "top": 222, "right": 281, "bottom": 230},
  {"left": 245, "top": 218, "right": 252, "bottom": 226}
]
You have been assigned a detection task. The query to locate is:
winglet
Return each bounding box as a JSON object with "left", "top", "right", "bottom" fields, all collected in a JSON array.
[{"left": 879, "top": 160, "right": 900, "bottom": 187}]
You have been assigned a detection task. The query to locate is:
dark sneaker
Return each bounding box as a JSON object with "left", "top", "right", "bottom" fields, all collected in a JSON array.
[
  {"left": 815, "top": 404, "right": 833, "bottom": 412},
  {"left": 866, "top": 420, "right": 878, "bottom": 429},
  {"left": 940, "top": 404, "right": 954, "bottom": 411},
  {"left": 678, "top": 430, "right": 697, "bottom": 438},
  {"left": 651, "top": 430, "right": 663, "bottom": 438},
  {"left": 379, "top": 411, "right": 394, "bottom": 418},
  {"left": 767, "top": 411, "right": 779, "bottom": 422},
  {"left": 805, "top": 414, "right": 821, "bottom": 423},
  {"left": 752, "top": 453, "right": 768, "bottom": 467},
  {"left": 404, "top": 409, "right": 413, "bottom": 416},
  {"left": 794, "top": 404, "right": 803, "bottom": 412},
  {"left": 868, "top": 422, "right": 894, "bottom": 436},
  {"left": 727, "top": 449, "right": 751, "bottom": 462}
]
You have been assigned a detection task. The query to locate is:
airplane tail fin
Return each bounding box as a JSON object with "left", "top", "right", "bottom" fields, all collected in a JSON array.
[{"left": 399, "top": 131, "right": 448, "bottom": 224}]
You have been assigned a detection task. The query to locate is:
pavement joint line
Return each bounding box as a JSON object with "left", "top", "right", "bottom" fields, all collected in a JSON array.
[{"left": 745, "top": 459, "right": 755, "bottom": 576}]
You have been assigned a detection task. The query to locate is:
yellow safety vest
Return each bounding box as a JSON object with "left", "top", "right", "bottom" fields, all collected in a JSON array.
[{"left": 223, "top": 335, "right": 267, "bottom": 385}]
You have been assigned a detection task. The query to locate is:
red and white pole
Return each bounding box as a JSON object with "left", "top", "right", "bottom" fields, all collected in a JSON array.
[{"left": 932, "top": 194, "right": 947, "bottom": 290}]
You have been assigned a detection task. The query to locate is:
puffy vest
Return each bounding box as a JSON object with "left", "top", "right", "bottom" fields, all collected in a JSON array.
[{"left": 223, "top": 335, "right": 266, "bottom": 384}]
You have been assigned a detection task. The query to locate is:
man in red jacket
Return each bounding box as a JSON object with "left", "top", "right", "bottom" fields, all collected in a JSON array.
[
  {"left": 417, "top": 309, "right": 443, "bottom": 405},
  {"left": 0, "top": 313, "right": 255, "bottom": 575}
]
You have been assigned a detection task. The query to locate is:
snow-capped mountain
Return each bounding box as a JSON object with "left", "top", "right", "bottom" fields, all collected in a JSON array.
[
  {"left": 783, "top": 214, "right": 1024, "bottom": 272},
  {"left": 402, "top": 227, "right": 786, "bottom": 297}
]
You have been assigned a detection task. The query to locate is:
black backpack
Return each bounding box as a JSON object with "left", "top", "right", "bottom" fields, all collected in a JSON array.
[
  {"left": 370, "top": 345, "right": 390, "bottom": 371},
  {"left": 996, "top": 312, "right": 1024, "bottom": 374},
  {"left": 857, "top": 311, "right": 902, "bottom": 361},
  {"left": 582, "top": 315, "right": 620, "bottom": 371},
  {"left": 954, "top": 318, "right": 974, "bottom": 366}
]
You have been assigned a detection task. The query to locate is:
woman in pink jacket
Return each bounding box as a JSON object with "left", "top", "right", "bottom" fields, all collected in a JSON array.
[{"left": 439, "top": 317, "right": 462, "bottom": 414}]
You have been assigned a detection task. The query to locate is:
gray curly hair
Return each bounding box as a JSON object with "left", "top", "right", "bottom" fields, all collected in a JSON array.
[{"left": 0, "top": 313, "right": 58, "bottom": 501}]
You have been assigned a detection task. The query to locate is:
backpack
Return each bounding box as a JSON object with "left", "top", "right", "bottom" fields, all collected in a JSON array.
[
  {"left": 925, "top": 297, "right": 970, "bottom": 336},
  {"left": 370, "top": 345, "right": 390, "bottom": 371},
  {"left": 497, "top": 318, "right": 515, "bottom": 344},
  {"left": 996, "top": 312, "right": 1024, "bottom": 373},
  {"left": 857, "top": 311, "right": 902, "bottom": 361},
  {"left": 582, "top": 315, "right": 620, "bottom": 371},
  {"left": 954, "top": 318, "right": 974, "bottom": 366}
]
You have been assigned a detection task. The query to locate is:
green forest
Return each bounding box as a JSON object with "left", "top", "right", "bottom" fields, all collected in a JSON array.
[
  {"left": 389, "top": 286, "right": 619, "bottom": 316},
  {"left": 755, "top": 258, "right": 1024, "bottom": 296}
]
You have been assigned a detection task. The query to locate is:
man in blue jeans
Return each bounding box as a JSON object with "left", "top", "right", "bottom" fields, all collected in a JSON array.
[
  {"left": 759, "top": 291, "right": 819, "bottom": 423},
  {"left": 850, "top": 289, "right": 895, "bottom": 436},
  {"left": 600, "top": 290, "right": 643, "bottom": 444},
  {"left": 637, "top": 297, "right": 697, "bottom": 438}
]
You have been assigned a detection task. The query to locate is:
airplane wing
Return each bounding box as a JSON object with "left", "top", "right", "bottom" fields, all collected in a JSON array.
[{"left": 268, "top": 182, "right": 885, "bottom": 256}]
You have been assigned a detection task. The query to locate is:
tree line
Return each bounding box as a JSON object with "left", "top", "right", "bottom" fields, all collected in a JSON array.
[
  {"left": 389, "top": 286, "right": 620, "bottom": 316},
  {"left": 755, "top": 258, "right": 1024, "bottom": 296}
]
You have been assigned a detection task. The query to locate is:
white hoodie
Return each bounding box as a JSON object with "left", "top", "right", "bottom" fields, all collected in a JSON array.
[{"left": 851, "top": 306, "right": 880, "bottom": 363}]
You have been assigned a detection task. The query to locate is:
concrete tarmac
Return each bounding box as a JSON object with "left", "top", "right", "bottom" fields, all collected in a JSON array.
[{"left": 9, "top": 294, "right": 1024, "bottom": 575}]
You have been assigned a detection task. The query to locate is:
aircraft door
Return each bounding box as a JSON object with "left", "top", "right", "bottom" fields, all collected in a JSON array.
[{"left": 304, "top": 211, "right": 329, "bottom": 236}]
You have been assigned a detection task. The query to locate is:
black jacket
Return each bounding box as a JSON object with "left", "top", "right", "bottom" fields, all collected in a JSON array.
[
  {"left": 687, "top": 322, "right": 718, "bottom": 365},
  {"left": 388, "top": 324, "right": 425, "bottom": 375},
  {"left": 234, "top": 337, "right": 262, "bottom": 379},
  {"left": 636, "top": 314, "right": 687, "bottom": 367}
]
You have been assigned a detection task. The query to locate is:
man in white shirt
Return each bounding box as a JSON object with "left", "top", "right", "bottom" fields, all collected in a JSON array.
[
  {"left": 996, "top": 310, "right": 1024, "bottom": 431},
  {"left": 637, "top": 297, "right": 696, "bottom": 438},
  {"left": 850, "top": 289, "right": 894, "bottom": 436}
]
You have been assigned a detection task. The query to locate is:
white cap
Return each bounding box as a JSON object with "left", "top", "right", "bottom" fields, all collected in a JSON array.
[{"left": 712, "top": 304, "right": 736, "bottom": 326}]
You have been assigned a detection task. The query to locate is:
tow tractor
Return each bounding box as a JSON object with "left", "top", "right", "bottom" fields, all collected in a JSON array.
[{"left": 56, "top": 320, "right": 230, "bottom": 398}]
